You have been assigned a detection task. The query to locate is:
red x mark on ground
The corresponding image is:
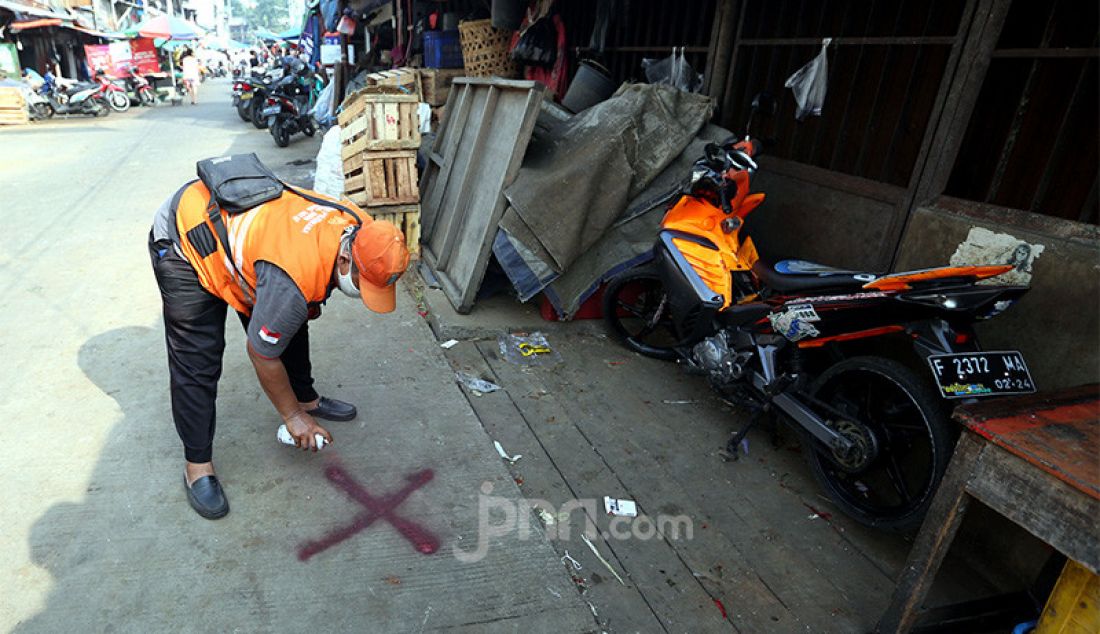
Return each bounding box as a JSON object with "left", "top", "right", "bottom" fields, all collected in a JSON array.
[{"left": 297, "top": 465, "right": 440, "bottom": 561}]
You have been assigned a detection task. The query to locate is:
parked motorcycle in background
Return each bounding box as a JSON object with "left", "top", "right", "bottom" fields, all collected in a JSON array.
[
  {"left": 248, "top": 66, "right": 283, "bottom": 129},
  {"left": 122, "top": 66, "right": 156, "bottom": 107},
  {"left": 263, "top": 60, "right": 321, "bottom": 147},
  {"left": 93, "top": 69, "right": 130, "bottom": 113},
  {"left": 35, "top": 72, "right": 109, "bottom": 118},
  {"left": 603, "top": 94, "right": 1033, "bottom": 531},
  {"left": 231, "top": 71, "right": 274, "bottom": 125}
]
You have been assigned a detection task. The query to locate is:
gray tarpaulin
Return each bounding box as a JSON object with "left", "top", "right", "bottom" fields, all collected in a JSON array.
[
  {"left": 543, "top": 124, "right": 734, "bottom": 318},
  {"left": 493, "top": 83, "right": 714, "bottom": 302}
]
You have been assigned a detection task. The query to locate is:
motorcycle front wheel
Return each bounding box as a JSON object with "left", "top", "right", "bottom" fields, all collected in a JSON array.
[
  {"left": 270, "top": 118, "right": 290, "bottom": 147},
  {"left": 108, "top": 91, "right": 130, "bottom": 112},
  {"left": 31, "top": 103, "right": 54, "bottom": 119},
  {"left": 602, "top": 263, "right": 679, "bottom": 361},
  {"left": 139, "top": 88, "right": 156, "bottom": 106},
  {"left": 800, "top": 356, "right": 953, "bottom": 531}
]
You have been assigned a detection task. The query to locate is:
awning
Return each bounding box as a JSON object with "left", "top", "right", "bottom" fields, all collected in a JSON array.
[
  {"left": 10, "top": 18, "right": 64, "bottom": 31},
  {"left": 0, "top": 0, "right": 71, "bottom": 20},
  {"left": 9, "top": 18, "right": 119, "bottom": 40},
  {"left": 71, "top": 25, "right": 124, "bottom": 39}
]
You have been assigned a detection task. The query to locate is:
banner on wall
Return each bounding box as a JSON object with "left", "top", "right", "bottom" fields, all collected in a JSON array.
[
  {"left": 130, "top": 38, "right": 161, "bottom": 74},
  {"left": 83, "top": 38, "right": 161, "bottom": 76}
]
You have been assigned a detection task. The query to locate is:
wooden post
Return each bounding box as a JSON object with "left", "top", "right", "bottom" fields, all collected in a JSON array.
[
  {"left": 718, "top": 1, "right": 748, "bottom": 123},
  {"left": 703, "top": 0, "right": 736, "bottom": 100},
  {"left": 882, "top": 0, "right": 1013, "bottom": 270},
  {"left": 875, "top": 433, "right": 985, "bottom": 633}
]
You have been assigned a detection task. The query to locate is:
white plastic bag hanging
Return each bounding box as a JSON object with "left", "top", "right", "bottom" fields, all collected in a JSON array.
[
  {"left": 642, "top": 47, "right": 703, "bottom": 93},
  {"left": 784, "top": 38, "right": 831, "bottom": 121}
]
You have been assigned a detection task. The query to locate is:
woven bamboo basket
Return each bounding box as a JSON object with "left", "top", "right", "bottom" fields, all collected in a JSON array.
[{"left": 458, "top": 19, "right": 517, "bottom": 78}]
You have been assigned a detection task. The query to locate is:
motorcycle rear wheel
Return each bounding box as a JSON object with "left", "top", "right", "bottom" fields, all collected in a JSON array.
[
  {"left": 108, "top": 91, "right": 130, "bottom": 112},
  {"left": 271, "top": 119, "right": 290, "bottom": 147},
  {"left": 91, "top": 97, "right": 111, "bottom": 117},
  {"left": 800, "top": 356, "right": 953, "bottom": 531},
  {"left": 602, "top": 263, "right": 680, "bottom": 361},
  {"left": 236, "top": 101, "right": 251, "bottom": 122},
  {"left": 250, "top": 99, "right": 268, "bottom": 129},
  {"left": 139, "top": 88, "right": 156, "bottom": 106}
]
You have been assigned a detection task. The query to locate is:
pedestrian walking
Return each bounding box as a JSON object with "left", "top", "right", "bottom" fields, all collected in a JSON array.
[
  {"left": 180, "top": 47, "right": 200, "bottom": 104},
  {"left": 148, "top": 157, "right": 410, "bottom": 519}
]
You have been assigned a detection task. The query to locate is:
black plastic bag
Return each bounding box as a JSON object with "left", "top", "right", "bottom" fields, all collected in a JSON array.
[{"left": 511, "top": 17, "right": 557, "bottom": 68}]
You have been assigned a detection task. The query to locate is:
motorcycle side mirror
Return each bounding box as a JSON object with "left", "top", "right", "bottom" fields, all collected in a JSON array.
[
  {"left": 745, "top": 92, "right": 777, "bottom": 139},
  {"left": 750, "top": 92, "right": 777, "bottom": 117}
]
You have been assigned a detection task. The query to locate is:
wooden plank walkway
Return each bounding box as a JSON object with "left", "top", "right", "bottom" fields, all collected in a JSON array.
[{"left": 443, "top": 334, "right": 1001, "bottom": 633}]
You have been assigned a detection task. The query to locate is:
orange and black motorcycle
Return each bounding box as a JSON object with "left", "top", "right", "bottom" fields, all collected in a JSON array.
[{"left": 603, "top": 97, "right": 1035, "bottom": 530}]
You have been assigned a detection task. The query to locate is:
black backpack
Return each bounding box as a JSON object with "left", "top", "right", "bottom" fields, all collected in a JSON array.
[{"left": 196, "top": 153, "right": 285, "bottom": 214}]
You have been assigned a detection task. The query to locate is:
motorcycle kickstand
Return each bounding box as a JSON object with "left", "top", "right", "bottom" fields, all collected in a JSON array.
[{"left": 719, "top": 409, "right": 768, "bottom": 462}]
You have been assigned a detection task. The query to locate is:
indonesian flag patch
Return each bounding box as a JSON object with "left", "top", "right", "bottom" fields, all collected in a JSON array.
[{"left": 259, "top": 326, "right": 281, "bottom": 345}]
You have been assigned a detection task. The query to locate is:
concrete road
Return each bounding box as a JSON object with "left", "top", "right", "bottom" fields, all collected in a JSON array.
[{"left": 0, "top": 80, "right": 592, "bottom": 632}]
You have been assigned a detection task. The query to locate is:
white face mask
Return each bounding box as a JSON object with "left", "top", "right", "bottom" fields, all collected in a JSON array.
[{"left": 336, "top": 238, "right": 360, "bottom": 298}]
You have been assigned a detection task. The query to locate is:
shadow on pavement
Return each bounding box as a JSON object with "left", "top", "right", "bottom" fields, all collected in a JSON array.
[{"left": 16, "top": 325, "right": 182, "bottom": 633}]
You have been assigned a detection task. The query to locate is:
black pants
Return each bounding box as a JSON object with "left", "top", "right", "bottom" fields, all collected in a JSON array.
[{"left": 149, "top": 234, "right": 319, "bottom": 463}]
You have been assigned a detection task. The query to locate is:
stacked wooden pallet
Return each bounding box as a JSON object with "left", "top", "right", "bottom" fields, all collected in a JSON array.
[
  {"left": 338, "top": 88, "right": 422, "bottom": 256},
  {"left": 0, "top": 87, "right": 28, "bottom": 125}
]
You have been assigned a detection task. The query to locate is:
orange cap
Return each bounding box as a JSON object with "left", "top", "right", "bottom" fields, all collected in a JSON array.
[{"left": 350, "top": 220, "right": 409, "bottom": 313}]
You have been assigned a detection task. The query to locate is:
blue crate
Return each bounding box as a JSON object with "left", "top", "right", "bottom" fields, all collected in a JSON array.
[{"left": 424, "top": 30, "right": 463, "bottom": 69}]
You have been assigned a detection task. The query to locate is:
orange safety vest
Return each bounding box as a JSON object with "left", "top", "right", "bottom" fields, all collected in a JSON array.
[{"left": 174, "top": 181, "right": 362, "bottom": 315}]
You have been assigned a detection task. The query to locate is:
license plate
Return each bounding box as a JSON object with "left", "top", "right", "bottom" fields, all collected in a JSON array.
[
  {"left": 240, "top": 92, "right": 253, "bottom": 100},
  {"left": 261, "top": 106, "right": 279, "bottom": 116},
  {"left": 927, "top": 351, "right": 1035, "bottom": 398}
]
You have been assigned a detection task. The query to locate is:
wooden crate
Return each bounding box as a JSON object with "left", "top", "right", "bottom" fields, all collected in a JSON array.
[
  {"left": 364, "top": 68, "right": 421, "bottom": 99},
  {"left": 343, "top": 149, "right": 419, "bottom": 208},
  {"left": 419, "top": 68, "right": 465, "bottom": 106},
  {"left": 339, "top": 92, "right": 420, "bottom": 152},
  {"left": 0, "top": 87, "right": 28, "bottom": 125},
  {"left": 369, "top": 204, "right": 421, "bottom": 257}
]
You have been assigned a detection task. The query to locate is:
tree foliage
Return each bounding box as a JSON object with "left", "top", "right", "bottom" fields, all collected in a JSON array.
[{"left": 229, "top": 0, "right": 290, "bottom": 33}]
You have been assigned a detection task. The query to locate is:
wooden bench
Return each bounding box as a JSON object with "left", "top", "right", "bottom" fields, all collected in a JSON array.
[{"left": 876, "top": 385, "right": 1100, "bottom": 633}]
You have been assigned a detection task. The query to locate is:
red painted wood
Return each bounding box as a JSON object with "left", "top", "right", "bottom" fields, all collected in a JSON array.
[{"left": 954, "top": 385, "right": 1100, "bottom": 500}]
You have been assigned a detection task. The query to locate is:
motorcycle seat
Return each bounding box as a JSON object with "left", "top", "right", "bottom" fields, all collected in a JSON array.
[{"left": 752, "top": 258, "right": 877, "bottom": 293}]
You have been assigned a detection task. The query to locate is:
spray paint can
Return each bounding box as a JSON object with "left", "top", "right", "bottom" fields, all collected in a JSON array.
[{"left": 277, "top": 424, "right": 327, "bottom": 450}]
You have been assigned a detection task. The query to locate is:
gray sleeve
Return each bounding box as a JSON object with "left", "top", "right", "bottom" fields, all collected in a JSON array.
[
  {"left": 151, "top": 194, "right": 176, "bottom": 242},
  {"left": 247, "top": 262, "right": 309, "bottom": 358}
]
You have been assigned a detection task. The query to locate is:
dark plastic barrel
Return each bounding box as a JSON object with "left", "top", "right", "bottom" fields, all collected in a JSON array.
[{"left": 561, "top": 60, "right": 615, "bottom": 113}]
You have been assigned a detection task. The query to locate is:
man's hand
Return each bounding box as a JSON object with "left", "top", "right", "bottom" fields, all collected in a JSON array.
[
  {"left": 247, "top": 341, "right": 333, "bottom": 451},
  {"left": 283, "top": 410, "right": 333, "bottom": 452}
]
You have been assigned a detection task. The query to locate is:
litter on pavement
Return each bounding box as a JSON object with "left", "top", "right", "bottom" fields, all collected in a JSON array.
[
  {"left": 440, "top": 339, "right": 459, "bottom": 349},
  {"left": 493, "top": 440, "right": 522, "bottom": 464},
  {"left": 603, "top": 496, "right": 638, "bottom": 517},
  {"left": 455, "top": 372, "right": 501, "bottom": 395},
  {"left": 535, "top": 507, "right": 557, "bottom": 526},
  {"left": 498, "top": 332, "right": 562, "bottom": 367},
  {"left": 581, "top": 534, "right": 626, "bottom": 586}
]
